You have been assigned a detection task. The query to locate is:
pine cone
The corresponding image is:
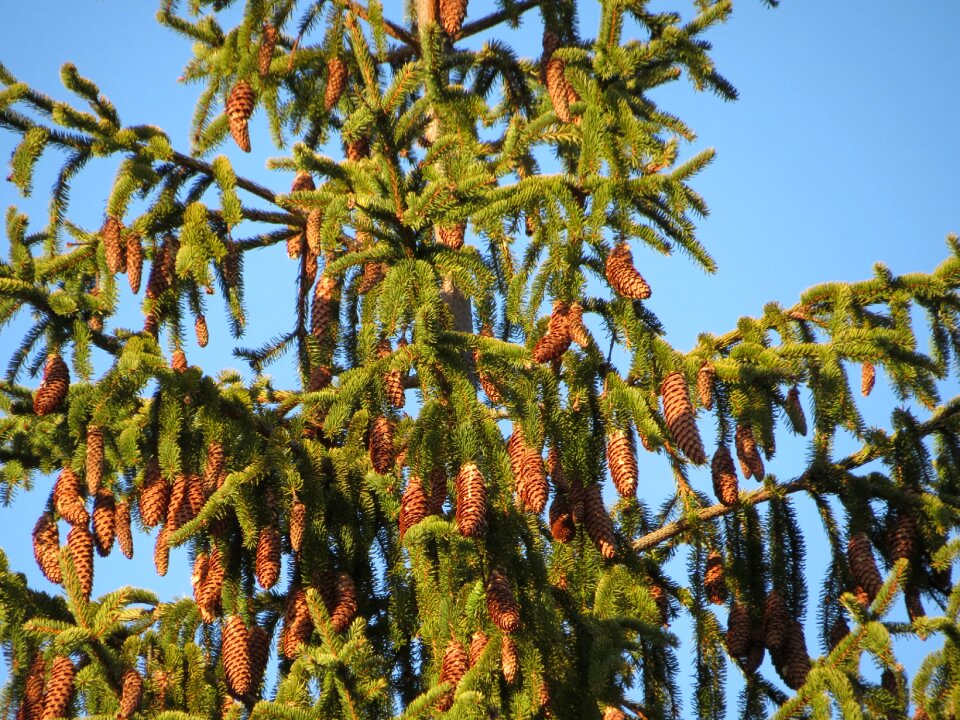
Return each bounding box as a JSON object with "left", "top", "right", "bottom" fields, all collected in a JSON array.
[
  {"left": 291, "top": 170, "right": 315, "bottom": 194},
  {"left": 780, "top": 620, "right": 810, "bottom": 690},
  {"left": 203, "top": 440, "right": 225, "bottom": 494},
  {"left": 117, "top": 669, "right": 143, "bottom": 720},
  {"left": 41, "top": 656, "right": 75, "bottom": 720},
  {"left": 198, "top": 546, "right": 224, "bottom": 622},
  {"left": 726, "top": 602, "right": 751, "bottom": 658},
  {"left": 369, "top": 415, "right": 395, "bottom": 474},
  {"left": 191, "top": 552, "right": 208, "bottom": 603},
  {"left": 469, "top": 630, "right": 488, "bottom": 667},
  {"left": 102, "top": 216, "right": 126, "bottom": 274},
  {"left": 85, "top": 425, "right": 104, "bottom": 495},
  {"left": 487, "top": 570, "right": 521, "bottom": 633},
  {"left": 545, "top": 54, "right": 572, "bottom": 123},
  {"left": 281, "top": 588, "right": 313, "bottom": 657},
  {"left": 324, "top": 57, "right": 348, "bottom": 110},
  {"left": 437, "top": 223, "right": 465, "bottom": 250},
  {"left": 606, "top": 427, "right": 638, "bottom": 498},
  {"left": 566, "top": 302, "right": 591, "bottom": 347},
  {"left": 345, "top": 136, "right": 369, "bottom": 161},
  {"left": 258, "top": 22, "right": 278, "bottom": 76},
  {"left": 734, "top": 423, "right": 765, "bottom": 480},
  {"left": 603, "top": 708, "right": 627, "bottom": 720},
  {"left": 357, "top": 262, "right": 387, "bottom": 294},
  {"left": 861, "top": 361, "right": 876, "bottom": 397},
  {"left": 20, "top": 653, "right": 45, "bottom": 720},
  {"left": 695, "top": 362, "right": 716, "bottom": 410},
  {"left": 428, "top": 466, "right": 447, "bottom": 515},
  {"left": 223, "top": 615, "right": 252, "bottom": 698},
  {"left": 704, "top": 551, "right": 727, "bottom": 604},
  {"left": 532, "top": 302, "right": 571, "bottom": 363},
  {"left": 399, "top": 475, "right": 428, "bottom": 539},
  {"left": 890, "top": 512, "right": 918, "bottom": 562},
  {"left": 583, "top": 481, "right": 616, "bottom": 558},
  {"left": 711, "top": 445, "right": 739, "bottom": 506},
  {"left": 171, "top": 349, "right": 188, "bottom": 373},
  {"left": 438, "top": 640, "right": 468, "bottom": 711},
  {"left": 605, "top": 242, "right": 651, "bottom": 299},
  {"left": 549, "top": 492, "right": 575, "bottom": 543},
  {"left": 477, "top": 365, "right": 501, "bottom": 404},
  {"left": 247, "top": 624, "right": 271, "bottom": 696},
  {"left": 439, "top": 0, "right": 467, "bottom": 36},
  {"left": 166, "top": 473, "right": 191, "bottom": 531},
  {"left": 226, "top": 80, "right": 255, "bottom": 152},
  {"left": 828, "top": 615, "right": 850, "bottom": 649},
  {"left": 905, "top": 588, "right": 926, "bottom": 621},
  {"left": 67, "top": 524, "right": 94, "bottom": 599},
  {"left": 34, "top": 354, "right": 70, "bottom": 416},
  {"left": 501, "top": 636, "right": 518, "bottom": 684},
  {"left": 33, "top": 513, "right": 62, "bottom": 584},
  {"left": 126, "top": 232, "right": 143, "bottom": 293},
  {"left": 516, "top": 434, "right": 548, "bottom": 514},
  {"left": 649, "top": 581, "right": 670, "bottom": 627},
  {"left": 326, "top": 572, "right": 358, "bottom": 632},
  {"left": 154, "top": 525, "right": 170, "bottom": 576},
  {"left": 376, "top": 341, "right": 405, "bottom": 409},
  {"left": 311, "top": 273, "right": 339, "bottom": 344},
  {"left": 222, "top": 240, "right": 241, "bottom": 287},
  {"left": 848, "top": 532, "right": 883, "bottom": 604},
  {"left": 193, "top": 314, "right": 209, "bottom": 348},
  {"left": 92, "top": 488, "right": 116, "bottom": 557},
  {"left": 762, "top": 590, "right": 790, "bottom": 651},
  {"left": 290, "top": 499, "right": 306, "bottom": 552},
  {"left": 53, "top": 467, "right": 88, "bottom": 526},
  {"left": 455, "top": 462, "right": 487, "bottom": 538},
  {"left": 255, "top": 525, "right": 281, "bottom": 589},
  {"left": 661, "top": 372, "right": 707, "bottom": 464},
  {"left": 785, "top": 386, "right": 807, "bottom": 436},
  {"left": 139, "top": 459, "right": 168, "bottom": 527}
]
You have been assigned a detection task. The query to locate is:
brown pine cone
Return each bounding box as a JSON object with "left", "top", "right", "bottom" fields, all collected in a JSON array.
[
  {"left": 41, "top": 656, "right": 75, "bottom": 720},
  {"left": 281, "top": 587, "right": 313, "bottom": 657},
  {"left": 477, "top": 365, "right": 502, "bottom": 404},
  {"left": 369, "top": 415, "right": 395, "bottom": 474},
  {"left": 905, "top": 588, "right": 926, "bottom": 621},
  {"left": 255, "top": 525, "right": 281, "bottom": 589},
  {"left": 67, "top": 524, "right": 94, "bottom": 599},
  {"left": 166, "top": 473, "right": 192, "bottom": 531},
  {"left": 126, "top": 231, "right": 143, "bottom": 294},
  {"left": 501, "top": 635, "right": 518, "bottom": 684},
  {"left": 85, "top": 425, "right": 104, "bottom": 495},
  {"left": 861, "top": 361, "right": 876, "bottom": 397},
  {"left": 889, "top": 512, "right": 918, "bottom": 562},
  {"left": 437, "top": 223, "right": 465, "bottom": 250},
  {"left": 605, "top": 242, "right": 651, "bottom": 299},
  {"left": 762, "top": 590, "right": 790, "bottom": 651},
  {"left": 726, "top": 602, "right": 751, "bottom": 658},
  {"left": 20, "top": 653, "right": 45, "bottom": 720},
  {"left": 154, "top": 525, "right": 170, "bottom": 577},
  {"left": 487, "top": 570, "right": 521, "bottom": 634},
  {"left": 519, "top": 447, "right": 548, "bottom": 514},
  {"left": 305, "top": 209, "right": 323, "bottom": 256},
  {"left": 532, "top": 302, "right": 571, "bottom": 363},
  {"left": 545, "top": 55, "right": 572, "bottom": 123},
  {"left": 247, "top": 624, "right": 271, "bottom": 696},
  {"left": 258, "top": 22, "right": 278, "bottom": 76},
  {"left": 204, "top": 440, "right": 225, "bottom": 494},
  {"left": 469, "top": 630, "right": 488, "bottom": 667},
  {"left": 377, "top": 340, "right": 406, "bottom": 409},
  {"left": 711, "top": 445, "right": 739, "bottom": 506},
  {"left": 704, "top": 551, "right": 727, "bottom": 604},
  {"left": 326, "top": 572, "right": 358, "bottom": 632},
  {"left": 290, "top": 499, "right": 306, "bottom": 552},
  {"left": 648, "top": 581, "right": 670, "bottom": 627},
  {"left": 34, "top": 354, "right": 70, "bottom": 416},
  {"left": 286, "top": 231, "right": 301, "bottom": 258},
  {"left": 139, "top": 459, "right": 168, "bottom": 527},
  {"left": 222, "top": 240, "right": 241, "bottom": 287},
  {"left": 53, "top": 467, "right": 88, "bottom": 526},
  {"left": 226, "top": 80, "right": 255, "bottom": 152},
  {"left": 324, "top": 57, "right": 348, "bottom": 111},
  {"left": 399, "top": 475, "right": 428, "bottom": 539},
  {"left": 743, "top": 632, "right": 766, "bottom": 676},
  {"left": 828, "top": 615, "right": 850, "bottom": 649},
  {"left": 311, "top": 273, "right": 339, "bottom": 343},
  {"left": 195, "top": 314, "right": 209, "bottom": 348},
  {"left": 785, "top": 386, "right": 807, "bottom": 436},
  {"left": 356, "top": 262, "right": 387, "bottom": 294},
  {"left": 734, "top": 423, "right": 764, "bottom": 480},
  {"left": 439, "top": 0, "right": 467, "bottom": 36},
  {"left": 117, "top": 669, "right": 143, "bottom": 720},
  {"left": 92, "top": 488, "right": 116, "bottom": 557},
  {"left": 697, "top": 362, "right": 716, "bottom": 410},
  {"left": 198, "top": 546, "right": 224, "bottom": 622},
  {"left": 548, "top": 492, "right": 575, "bottom": 543},
  {"left": 222, "top": 615, "right": 252, "bottom": 698},
  {"left": 583, "top": 482, "right": 616, "bottom": 559},
  {"left": 438, "top": 640, "right": 468, "bottom": 711},
  {"left": 33, "top": 513, "right": 62, "bottom": 584},
  {"left": 566, "top": 302, "right": 591, "bottom": 347},
  {"left": 661, "top": 372, "right": 707, "bottom": 464},
  {"left": 603, "top": 708, "right": 627, "bottom": 720},
  {"left": 171, "top": 349, "right": 188, "bottom": 373},
  {"left": 291, "top": 170, "right": 315, "bottom": 194},
  {"left": 428, "top": 466, "right": 447, "bottom": 515},
  {"left": 606, "top": 427, "right": 638, "bottom": 498},
  {"left": 455, "top": 462, "right": 487, "bottom": 538},
  {"left": 191, "top": 552, "right": 208, "bottom": 602},
  {"left": 780, "top": 620, "right": 810, "bottom": 690},
  {"left": 848, "top": 532, "right": 883, "bottom": 604},
  {"left": 345, "top": 136, "right": 369, "bottom": 161},
  {"left": 102, "top": 216, "right": 126, "bottom": 274}
]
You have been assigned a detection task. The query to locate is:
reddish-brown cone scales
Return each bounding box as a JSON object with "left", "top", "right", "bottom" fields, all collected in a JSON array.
[
  {"left": 311, "top": 273, "right": 339, "bottom": 343},
  {"left": 606, "top": 428, "right": 638, "bottom": 498},
  {"left": 192, "top": 553, "right": 208, "bottom": 602},
  {"left": 154, "top": 525, "right": 170, "bottom": 576},
  {"left": 890, "top": 513, "right": 918, "bottom": 562},
  {"left": 67, "top": 524, "right": 94, "bottom": 598},
  {"left": 222, "top": 615, "right": 252, "bottom": 698},
  {"left": 549, "top": 492, "right": 575, "bottom": 543},
  {"left": 204, "top": 440, "right": 225, "bottom": 494},
  {"left": 428, "top": 467, "right": 447, "bottom": 515},
  {"left": 905, "top": 588, "right": 925, "bottom": 621},
  {"left": 304, "top": 210, "right": 323, "bottom": 256},
  {"left": 661, "top": 372, "right": 707, "bottom": 464},
  {"left": 325, "top": 572, "right": 358, "bottom": 632},
  {"left": 324, "top": 57, "right": 348, "bottom": 110},
  {"left": 166, "top": 473, "right": 191, "bottom": 531},
  {"left": 726, "top": 602, "right": 751, "bottom": 658},
  {"left": 584, "top": 482, "right": 616, "bottom": 558},
  {"left": 139, "top": 459, "right": 168, "bottom": 527},
  {"left": 85, "top": 425, "right": 104, "bottom": 494},
  {"left": 33, "top": 513, "right": 62, "bottom": 584},
  {"left": 703, "top": 552, "right": 727, "bottom": 604},
  {"left": 439, "top": 0, "right": 467, "bottom": 36},
  {"left": 34, "top": 355, "right": 70, "bottom": 416},
  {"left": 861, "top": 361, "right": 876, "bottom": 397},
  {"left": 377, "top": 340, "right": 405, "bottom": 409},
  {"left": 247, "top": 624, "right": 270, "bottom": 696},
  {"left": 848, "top": 532, "right": 883, "bottom": 604},
  {"left": 102, "top": 216, "right": 125, "bottom": 274},
  {"left": 399, "top": 475, "right": 428, "bottom": 539},
  {"left": 291, "top": 170, "right": 315, "bottom": 195},
  {"left": 697, "top": 362, "right": 716, "bottom": 410},
  {"left": 41, "top": 656, "right": 75, "bottom": 720},
  {"left": 763, "top": 590, "right": 790, "bottom": 651},
  {"left": 511, "top": 428, "right": 548, "bottom": 513},
  {"left": 222, "top": 240, "right": 241, "bottom": 287},
  {"left": 566, "top": 302, "right": 591, "bottom": 347},
  {"left": 125, "top": 232, "right": 143, "bottom": 294},
  {"left": 437, "top": 223, "right": 465, "bottom": 250},
  {"left": 198, "top": 546, "right": 224, "bottom": 622},
  {"left": 369, "top": 416, "right": 395, "bottom": 474},
  {"left": 711, "top": 445, "right": 739, "bottom": 506},
  {"left": 255, "top": 525, "right": 281, "bottom": 589},
  {"left": 19, "top": 653, "right": 45, "bottom": 720},
  {"left": 778, "top": 620, "right": 810, "bottom": 690},
  {"left": 258, "top": 23, "right": 277, "bottom": 76},
  {"left": 543, "top": 37, "right": 572, "bottom": 124},
  {"left": 195, "top": 314, "right": 209, "bottom": 348},
  {"left": 602, "top": 708, "right": 627, "bottom": 720},
  {"left": 356, "top": 262, "right": 387, "bottom": 294},
  {"left": 501, "top": 636, "right": 518, "bottom": 684},
  {"left": 605, "top": 242, "right": 651, "bottom": 299},
  {"left": 92, "top": 488, "right": 116, "bottom": 557},
  {"left": 281, "top": 588, "right": 312, "bottom": 657},
  {"left": 487, "top": 571, "right": 521, "bottom": 633},
  {"left": 532, "top": 302, "right": 571, "bottom": 363},
  {"left": 345, "top": 136, "right": 369, "bottom": 161},
  {"left": 117, "top": 669, "right": 143, "bottom": 720},
  {"left": 438, "top": 641, "right": 468, "bottom": 711},
  {"left": 469, "top": 631, "right": 488, "bottom": 666},
  {"left": 289, "top": 500, "right": 306, "bottom": 552},
  {"left": 455, "top": 462, "right": 487, "bottom": 537},
  {"left": 53, "top": 468, "right": 88, "bottom": 526},
  {"left": 785, "top": 387, "right": 807, "bottom": 436},
  {"left": 171, "top": 350, "right": 188, "bottom": 373},
  {"left": 226, "top": 80, "right": 255, "bottom": 152},
  {"left": 734, "top": 424, "right": 765, "bottom": 480}
]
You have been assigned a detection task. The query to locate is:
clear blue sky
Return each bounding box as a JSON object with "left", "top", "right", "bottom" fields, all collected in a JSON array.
[{"left": 1, "top": 0, "right": 958, "bottom": 714}]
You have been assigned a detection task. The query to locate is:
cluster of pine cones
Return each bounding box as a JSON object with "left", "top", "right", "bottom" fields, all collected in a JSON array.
[{"left": 726, "top": 590, "right": 810, "bottom": 691}]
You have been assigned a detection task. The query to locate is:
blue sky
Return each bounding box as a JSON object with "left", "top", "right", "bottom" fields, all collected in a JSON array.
[{"left": 1, "top": 0, "right": 959, "bottom": 714}]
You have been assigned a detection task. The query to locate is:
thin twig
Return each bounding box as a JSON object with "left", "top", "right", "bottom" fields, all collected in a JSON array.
[{"left": 338, "top": 0, "right": 419, "bottom": 48}]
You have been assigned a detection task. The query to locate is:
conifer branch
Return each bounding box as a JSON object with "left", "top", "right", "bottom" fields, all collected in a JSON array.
[
  {"left": 456, "top": 0, "right": 545, "bottom": 40},
  {"left": 336, "top": 0, "right": 419, "bottom": 49}
]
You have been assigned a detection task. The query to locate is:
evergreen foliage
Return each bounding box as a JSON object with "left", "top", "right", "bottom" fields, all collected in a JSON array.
[{"left": 1, "top": 1, "right": 959, "bottom": 718}]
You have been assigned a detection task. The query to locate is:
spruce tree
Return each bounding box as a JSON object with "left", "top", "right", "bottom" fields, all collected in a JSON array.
[{"left": 1, "top": 2, "right": 960, "bottom": 719}]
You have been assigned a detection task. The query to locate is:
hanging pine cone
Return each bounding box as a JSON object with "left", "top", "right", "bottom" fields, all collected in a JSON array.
[
  {"left": 53, "top": 467, "right": 88, "bottom": 526},
  {"left": 226, "top": 80, "right": 255, "bottom": 152},
  {"left": 102, "top": 216, "right": 126, "bottom": 274},
  {"left": 565, "top": 474, "right": 585, "bottom": 524},
  {"left": 428, "top": 466, "right": 447, "bottom": 515},
  {"left": 648, "top": 581, "right": 670, "bottom": 627},
  {"left": 487, "top": 570, "right": 521, "bottom": 634},
  {"left": 203, "top": 440, "right": 225, "bottom": 494},
  {"left": 356, "top": 261, "right": 387, "bottom": 294},
  {"left": 166, "top": 472, "right": 192, "bottom": 531},
  {"left": 192, "top": 313, "right": 208, "bottom": 348},
  {"left": 743, "top": 631, "right": 766, "bottom": 676},
  {"left": 905, "top": 588, "right": 926, "bottom": 621},
  {"left": 324, "top": 57, "right": 348, "bottom": 111},
  {"left": 785, "top": 386, "right": 807, "bottom": 436},
  {"left": 326, "top": 572, "right": 358, "bottom": 632},
  {"left": 828, "top": 615, "right": 850, "bottom": 649},
  {"left": 704, "top": 551, "right": 727, "bottom": 604},
  {"left": 734, "top": 423, "right": 765, "bottom": 480},
  {"left": 84, "top": 425, "right": 104, "bottom": 495},
  {"left": 222, "top": 615, "right": 252, "bottom": 699},
  {"left": 291, "top": 170, "right": 315, "bottom": 195},
  {"left": 290, "top": 499, "right": 306, "bottom": 552},
  {"left": 438, "top": 640, "right": 468, "bottom": 711},
  {"left": 192, "top": 552, "right": 208, "bottom": 603},
  {"left": 532, "top": 302, "right": 571, "bottom": 363},
  {"left": 376, "top": 340, "right": 405, "bottom": 409},
  {"left": 437, "top": 223, "right": 465, "bottom": 250},
  {"left": 848, "top": 532, "right": 883, "bottom": 604},
  {"left": 117, "top": 669, "right": 143, "bottom": 720},
  {"left": 469, "top": 631, "right": 488, "bottom": 667},
  {"left": 258, "top": 22, "right": 278, "bottom": 76},
  {"left": 861, "top": 360, "right": 876, "bottom": 397},
  {"left": 606, "top": 427, "right": 638, "bottom": 498},
  {"left": 281, "top": 588, "right": 313, "bottom": 657},
  {"left": 439, "top": 0, "right": 467, "bottom": 36},
  {"left": 455, "top": 462, "right": 487, "bottom": 538},
  {"left": 67, "top": 524, "right": 94, "bottom": 599},
  {"left": 154, "top": 525, "right": 170, "bottom": 576},
  {"left": 890, "top": 512, "right": 918, "bottom": 562},
  {"left": 711, "top": 445, "right": 739, "bottom": 506},
  {"left": 696, "top": 362, "right": 716, "bottom": 410},
  {"left": 92, "top": 488, "right": 116, "bottom": 557},
  {"left": 247, "top": 624, "right": 271, "bottom": 696},
  {"left": 20, "top": 653, "right": 45, "bottom": 720},
  {"left": 139, "top": 459, "right": 168, "bottom": 527},
  {"left": 255, "top": 525, "right": 281, "bottom": 589},
  {"left": 544, "top": 47, "right": 572, "bottom": 123},
  {"left": 762, "top": 590, "right": 790, "bottom": 651},
  {"left": 345, "top": 135, "right": 369, "bottom": 161},
  {"left": 369, "top": 415, "right": 395, "bottom": 474},
  {"left": 222, "top": 240, "right": 241, "bottom": 287},
  {"left": 125, "top": 231, "right": 143, "bottom": 294},
  {"left": 549, "top": 492, "right": 575, "bottom": 543},
  {"left": 32, "top": 513, "right": 62, "bottom": 584},
  {"left": 779, "top": 620, "right": 810, "bottom": 690},
  {"left": 501, "top": 636, "right": 518, "bottom": 684},
  {"left": 311, "top": 273, "right": 339, "bottom": 343},
  {"left": 661, "top": 372, "right": 707, "bottom": 464},
  {"left": 34, "top": 354, "right": 70, "bottom": 416},
  {"left": 399, "top": 475, "right": 428, "bottom": 539},
  {"left": 41, "top": 656, "right": 75, "bottom": 720},
  {"left": 605, "top": 242, "right": 651, "bottom": 299},
  {"left": 302, "top": 210, "right": 322, "bottom": 257},
  {"left": 565, "top": 302, "right": 591, "bottom": 347},
  {"left": 198, "top": 546, "right": 224, "bottom": 622},
  {"left": 726, "top": 602, "right": 751, "bottom": 658},
  {"left": 603, "top": 708, "right": 627, "bottom": 720},
  {"left": 583, "top": 481, "right": 616, "bottom": 559},
  {"left": 521, "top": 448, "right": 548, "bottom": 514},
  {"left": 171, "top": 350, "right": 188, "bottom": 373}
]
